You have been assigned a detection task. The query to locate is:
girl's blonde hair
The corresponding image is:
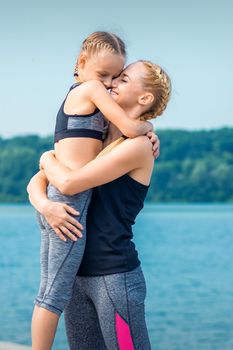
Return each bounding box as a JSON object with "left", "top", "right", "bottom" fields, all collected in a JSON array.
[
  {"left": 139, "top": 60, "right": 171, "bottom": 121},
  {"left": 74, "top": 31, "right": 126, "bottom": 77}
]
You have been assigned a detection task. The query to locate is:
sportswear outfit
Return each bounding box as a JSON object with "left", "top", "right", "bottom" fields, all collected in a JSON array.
[
  {"left": 35, "top": 83, "right": 152, "bottom": 348},
  {"left": 64, "top": 174, "right": 152, "bottom": 350},
  {"left": 35, "top": 83, "right": 106, "bottom": 315}
]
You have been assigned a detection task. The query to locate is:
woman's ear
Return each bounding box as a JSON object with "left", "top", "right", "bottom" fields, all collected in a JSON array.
[
  {"left": 78, "top": 53, "right": 87, "bottom": 69},
  {"left": 139, "top": 92, "right": 154, "bottom": 106}
]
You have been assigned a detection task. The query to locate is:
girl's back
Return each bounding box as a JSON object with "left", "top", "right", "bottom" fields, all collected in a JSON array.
[{"left": 54, "top": 83, "right": 105, "bottom": 170}]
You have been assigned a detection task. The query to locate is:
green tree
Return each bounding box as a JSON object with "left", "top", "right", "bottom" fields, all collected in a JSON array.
[{"left": 0, "top": 128, "right": 233, "bottom": 203}]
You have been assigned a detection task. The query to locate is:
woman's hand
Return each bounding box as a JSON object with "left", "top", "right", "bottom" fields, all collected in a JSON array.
[
  {"left": 146, "top": 131, "right": 160, "bottom": 159},
  {"left": 39, "top": 150, "right": 55, "bottom": 170},
  {"left": 41, "top": 200, "right": 83, "bottom": 242}
]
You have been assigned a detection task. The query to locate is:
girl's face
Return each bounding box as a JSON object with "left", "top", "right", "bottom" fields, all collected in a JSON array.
[
  {"left": 79, "top": 50, "right": 125, "bottom": 88},
  {"left": 110, "top": 62, "right": 147, "bottom": 109}
]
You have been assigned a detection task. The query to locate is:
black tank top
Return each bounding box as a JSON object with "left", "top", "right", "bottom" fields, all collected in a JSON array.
[
  {"left": 54, "top": 83, "right": 107, "bottom": 143},
  {"left": 77, "top": 173, "right": 150, "bottom": 276}
]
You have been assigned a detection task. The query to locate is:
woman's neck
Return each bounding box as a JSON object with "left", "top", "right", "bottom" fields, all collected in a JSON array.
[
  {"left": 104, "top": 106, "right": 143, "bottom": 147},
  {"left": 104, "top": 123, "right": 122, "bottom": 147}
]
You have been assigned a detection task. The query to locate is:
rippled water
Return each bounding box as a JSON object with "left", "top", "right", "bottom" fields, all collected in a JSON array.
[{"left": 0, "top": 204, "right": 233, "bottom": 349}]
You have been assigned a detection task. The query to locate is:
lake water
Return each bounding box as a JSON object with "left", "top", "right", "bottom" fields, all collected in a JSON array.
[{"left": 0, "top": 204, "right": 233, "bottom": 350}]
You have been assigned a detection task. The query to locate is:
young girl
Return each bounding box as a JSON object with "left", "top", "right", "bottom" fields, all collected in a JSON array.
[
  {"left": 28, "top": 59, "right": 171, "bottom": 349},
  {"left": 31, "top": 31, "right": 152, "bottom": 350}
]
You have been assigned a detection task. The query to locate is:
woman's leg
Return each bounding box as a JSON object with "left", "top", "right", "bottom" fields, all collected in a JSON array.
[
  {"left": 64, "top": 277, "right": 107, "bottom": 350},
  {"left": 86, "top": 266, "right": 151, "bottom": 350}
]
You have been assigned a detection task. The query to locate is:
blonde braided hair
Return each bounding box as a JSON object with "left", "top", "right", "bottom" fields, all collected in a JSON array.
[
  {"left": 96, "top": 136, "right": 126, "bottom": 158},
  {"left": 96, "top": 61, "right": 171, "bottom": 157},
  {"left": 74, "top": 31, "right": 126, "bottom": 77},
  {"left": 139, "top": 60, "right": 171, "bottom": 121}
]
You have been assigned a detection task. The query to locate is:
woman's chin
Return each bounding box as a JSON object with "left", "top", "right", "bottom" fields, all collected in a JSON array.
[{"left": 110, "top": 92, "right": 118, "bottom": 101}]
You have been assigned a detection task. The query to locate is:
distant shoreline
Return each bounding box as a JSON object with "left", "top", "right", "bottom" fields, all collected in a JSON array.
[
  {"left": 1, "top": 126, "right": 233, "bottom": 140},
  {"left": 1, "top": 128, "right": 233, "bottom": 203}
]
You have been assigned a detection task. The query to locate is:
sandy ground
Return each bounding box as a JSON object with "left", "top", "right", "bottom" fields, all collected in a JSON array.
[{"left": 0, "top": 343, "right": 31, "bottom": 350}]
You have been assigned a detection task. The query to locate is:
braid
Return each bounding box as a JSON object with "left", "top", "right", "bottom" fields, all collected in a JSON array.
[
  {"left": 139, "top": 60, "right": 171, "bottom": 121},
  {"left": 96, "top": 136, "right": 126, "bottom": 158},
  {"left": 74, "top": 31, "right": 126, "bottom": 77}
]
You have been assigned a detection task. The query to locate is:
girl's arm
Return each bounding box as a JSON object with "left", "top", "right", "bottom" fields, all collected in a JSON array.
[
  {"left": 40, "top": 136, "right": 154, "bottom": 196},
  {"left": 147, "top": 131, "right": 160, "bottom": 158},
  {"left": 27, "top": 170, "right": 83, "bottom": 241},
  {"left": 80, "top": 80, "right": 153, "bottom": 138}
]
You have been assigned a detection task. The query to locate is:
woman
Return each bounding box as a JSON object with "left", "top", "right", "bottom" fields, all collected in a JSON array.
[{"left": 28, "top": 60, "right": 171, "bottom": 349}]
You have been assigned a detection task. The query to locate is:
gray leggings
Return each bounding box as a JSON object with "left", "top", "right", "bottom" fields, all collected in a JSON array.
[
  {"left": 64, "top": 266, "right": 151, "bottom": 350},
  {"left": 35, "top": 184, "right": 92, "bottom": 316}
]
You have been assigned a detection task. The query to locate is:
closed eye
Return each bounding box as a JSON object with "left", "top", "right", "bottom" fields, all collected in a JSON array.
[
  {"left": 120, "top": 73, "right": 129, "bottom": 83},
  {"left": 98, "top": 73, "right": 108, "bottom": 77}
]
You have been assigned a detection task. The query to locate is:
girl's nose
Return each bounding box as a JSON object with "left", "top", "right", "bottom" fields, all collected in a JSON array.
[
  {"left": 103, "top": 78, "right": 112, "bottom": 88},
  {"left": 111, "top": 77, "right": 118, "bottom": 87}
]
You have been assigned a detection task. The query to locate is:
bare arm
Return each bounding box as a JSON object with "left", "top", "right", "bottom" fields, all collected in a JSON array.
[
  {"left": 27, "top": 170, "right": 83, "bottom": 241},
  {"left": 27, "top": 170, "right": 49, "bottom": 213},
  {"left": 81, "top": 80, "right": 153, "bottom": 137},
  {"left": 28, "top": 135, "right": 156, "bottom": 240},
  {"left": 40, "top": 136, "right": 154, "bottom": 196},
  {"left": 147, "top": 131, "right": 160, "bottom": 158}
]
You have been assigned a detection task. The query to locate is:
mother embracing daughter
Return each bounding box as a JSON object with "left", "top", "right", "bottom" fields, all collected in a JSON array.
[{"left": 28, "top": 31, "right": 171, "bottom": 350}]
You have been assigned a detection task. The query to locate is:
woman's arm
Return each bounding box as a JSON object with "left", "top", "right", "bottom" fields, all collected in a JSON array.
[
  {"left": 40, "top": 136, "right": 154, "bottom": 196},
  {"left": 27, "top": 170, "right": 49, "bottom": 213},
  {"left": 27, "top": 171, "right": 83, "bottom": 241},
  {"left": 80, "top": 80, "right": 153, "bottom": 137}
]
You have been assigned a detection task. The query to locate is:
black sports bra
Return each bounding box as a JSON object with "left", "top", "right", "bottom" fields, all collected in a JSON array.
[{"left": 54, "top": 83, "right": 108, "bottom": 143}]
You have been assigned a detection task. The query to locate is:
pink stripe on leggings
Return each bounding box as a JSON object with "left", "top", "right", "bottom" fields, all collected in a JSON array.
[{"left": 116, "top": 312, "right": 134, "bottom": 350}]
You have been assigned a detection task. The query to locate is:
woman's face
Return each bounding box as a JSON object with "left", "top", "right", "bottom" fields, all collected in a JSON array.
[{"left": 110, "top": 61, "right": 147, "bottom": 109}]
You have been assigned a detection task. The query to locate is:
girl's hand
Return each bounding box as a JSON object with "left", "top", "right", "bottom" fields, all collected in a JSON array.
[
  {"left": 146, "top": 131, "right": 160, "bottom": 159},
  {"left": 41, "top": 200, "right": 83, "bottom": 242},
  {"left": 39, "top": 150, "right": 55, "bottom": 170}
]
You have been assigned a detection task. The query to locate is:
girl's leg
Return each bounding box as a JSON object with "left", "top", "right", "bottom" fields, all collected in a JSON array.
[
  {"left": 32, "top": 213, "right": 53, "bottom": 349},
  {"left": 32, "top": 308, "right": 59, "bottom": 350},
  {"left": 64, "top": 277, "right": 107, "bottom": 350},
  {"left": 87, "top": 266, "right": 151, "bottom": 350},
  {"left": 34, "top": 211, "right": 49, "bottom": 306},
  {"left": 32, "top": 188, "right": 91, "bottom": 350},
  {"left": 32, "top": 228, "right": 85, "bottom": 350},
  {"left": 31, "top": 305, "right": 40, "bottom": 333}
]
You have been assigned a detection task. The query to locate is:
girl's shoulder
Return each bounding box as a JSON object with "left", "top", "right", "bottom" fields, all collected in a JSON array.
[
  {"left": 69, "top": 80, "right": 105, "bottom": 97},
  {"left": 75, "top": 80, "right": 104, "bottom": 90}
]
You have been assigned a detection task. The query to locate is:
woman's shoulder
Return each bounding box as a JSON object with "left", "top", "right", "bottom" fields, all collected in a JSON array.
[
  {"left": 119, "top": 136, "right": 154, "bottom": 163},
  {"left": 124, "top": 135, "right": 153, "bottom": 152}
]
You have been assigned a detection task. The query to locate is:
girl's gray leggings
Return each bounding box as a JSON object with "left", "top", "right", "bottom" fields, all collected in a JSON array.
[
  {"left": 64, "top": 266, "right": 151, "bottom": 350},
  {"left": 35, "top": 184, "right": 92, "bottom": 316}
]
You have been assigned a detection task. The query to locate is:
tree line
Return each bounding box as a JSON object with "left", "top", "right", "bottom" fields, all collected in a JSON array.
[{"left": 0, "top": 128, "right": 232, "bottom": 203}]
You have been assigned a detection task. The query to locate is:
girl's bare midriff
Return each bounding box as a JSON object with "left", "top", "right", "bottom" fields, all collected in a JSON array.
[{"left": 55, "top": 138, "right": 103, "bottom": 170}]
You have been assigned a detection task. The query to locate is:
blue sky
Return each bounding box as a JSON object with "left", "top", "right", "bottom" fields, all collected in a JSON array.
[{"left": 1, "top": 0, "right": 233, "bottom": 137}]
